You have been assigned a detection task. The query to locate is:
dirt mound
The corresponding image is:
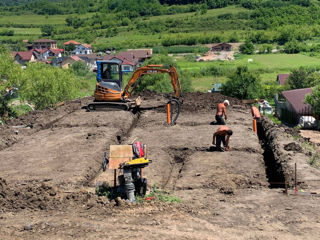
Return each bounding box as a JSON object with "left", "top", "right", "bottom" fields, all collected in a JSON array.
[
  {"left": 181, "top": 92, "right": 243, "bottom": 112},
  {"left": 0, "top": 178, "right": 113, "bottom": 213},
  {"left": 5, "top": 97, "right": 92, "bottom": 128},
  {"left": 284, "top": 142, "right": 303, "bottom": 152}
]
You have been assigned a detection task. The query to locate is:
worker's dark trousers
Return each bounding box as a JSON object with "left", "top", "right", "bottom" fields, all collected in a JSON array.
[
  {"left": 215, "top": 115, "right": 226, "bottom": 125},
  {"left": 255, "top": 117, "right": 262, "bottom": 138},
  {"left": 216, "top": 135, "right": 226, "bottom": 151}
]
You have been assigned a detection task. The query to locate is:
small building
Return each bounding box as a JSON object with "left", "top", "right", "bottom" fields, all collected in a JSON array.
[
  {"left": 277, "top": 74, "right": 290, "bottom": 85},
  {"left": 32, "top": 39, "right": 57, "bottom": 49},
  {"left": 13, "top": 51, "right": 37, "bottom": 65},
  {"left": 76, "top": 54, "right": 101, "bottom": 70},
  {"left": 276, "top": 88, "right": 313, "bottom": 124},
  {"left": 71, "top": 44, "right": 93, "bottom": 55},
  {"left": 117, "top": 49, "right": 152, "bottom": 65},
  {"left": 103, "top": 55, "right": 137, "bottom": 72},
  {"left": 33, "top": 48, "right": 63, "bottom": 60},
  {"left": 211, "top": 43, "right": 232, "bottom": 52},
  {"left": 61, "top": 55, "right": 83, "bottom": 69},
  {"left": 63, "top": 40, "right": 80, "bottom": 46}
]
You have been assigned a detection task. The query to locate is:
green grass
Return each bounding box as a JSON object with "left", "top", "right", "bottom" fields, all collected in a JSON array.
[
  {"left": 177, "top": 53, "right": 320, "bottom": 74},
  {"left": 250, "top": 54, "right": 320, "bottom": 70},
  {"left": 0, "top": 13, "right": 93, "bottom": 26},
  {"left": 11, "top": 28, "right": 41, "bottom": 35},
  {"left": 192, "top": 76, "right": 227, "bottom": 92},
  {"left": 150, "top": 5, "right": 250, "bottom": 21}
]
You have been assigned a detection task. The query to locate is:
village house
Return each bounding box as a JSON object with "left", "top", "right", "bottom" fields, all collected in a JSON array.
[
  {"left": 103, "top": 55, "right": 137, "bottom": 72},
  {"left": 76, "top": 54, "right": 101, "bottom": 70},
  {"left": 32, "top": 39, "right": 57, "bottom": 49},
  {"left": 211, "top": 43, "right": 232, "bottom": 51},
  {"left": 13, "top": 51, "right": 37, "bottom": 65},
  {"left": 33, "top": 48, "right": 63, "bottom": 61},
  {"left": 71, "top": 44, "right": 93, "bottom": 55},
  {"left": 61, "top": 55, "right": 83, "bottom": 69},
  {"left": 275, "top": 88, "right": 313, "bottom": 125}
]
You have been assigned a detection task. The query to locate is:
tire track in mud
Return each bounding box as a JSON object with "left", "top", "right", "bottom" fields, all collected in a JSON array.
[
  {"left": 0, "top": 101, "right": 82, "bottom": 151},
  {"left": 85, "top": 111, "right": 142, "bottom": 186},
  {"left": 162, "top": 147, "right": 195, "bottom": 190}
]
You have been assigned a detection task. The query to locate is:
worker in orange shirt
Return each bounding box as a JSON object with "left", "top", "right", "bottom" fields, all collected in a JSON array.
[
  {"left": 251, "top": 105, "right": 261, "bottom": 121},
  {"left": 212, "top": 126, "right": 233, "bottom": 152},
  {"left": 215, "top": 100, "right": 229, "bottom": 125}
]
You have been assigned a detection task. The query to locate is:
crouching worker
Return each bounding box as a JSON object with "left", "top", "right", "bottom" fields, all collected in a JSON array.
[{"left": 212, "top": 126, "right": 233, "bottom": 152}]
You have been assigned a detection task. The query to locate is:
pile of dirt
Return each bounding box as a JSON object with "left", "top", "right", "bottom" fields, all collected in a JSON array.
[
  {"left": 284, "top": 142, "right": 303, "bottom": 152},
  {"left": 0, "top": 178, "right": 113, "bottom": 213},
  {"left": 181, "top": 92, "right": 243, "bottom": 113}
]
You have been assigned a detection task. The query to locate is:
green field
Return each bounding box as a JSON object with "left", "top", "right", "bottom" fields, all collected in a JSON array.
[
  {"left": 11, "top": 28, "right": 41, "bottom": 35},
  {"left": 0, "top": 13, "right": 93, "bottom": 26},
  {"left": 180, "top": 53, "right": 320, "bottom": 92}
]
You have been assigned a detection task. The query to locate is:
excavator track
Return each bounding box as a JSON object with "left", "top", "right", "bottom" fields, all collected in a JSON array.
[{"left": 87, "top": 102, "right": 131, "bottom": 111}]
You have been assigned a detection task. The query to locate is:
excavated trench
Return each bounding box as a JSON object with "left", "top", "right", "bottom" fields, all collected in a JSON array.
[{"left": 258, "top": 120, "right": 286, "bottom": 188}]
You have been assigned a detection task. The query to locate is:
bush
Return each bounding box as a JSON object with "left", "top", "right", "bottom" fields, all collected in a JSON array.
[
  {"left": 131, "top": 54, "right": 193, "bottom": 93},
  {"left": 222, "top": 66, "right": 262, "bottom": 99},
  {"left": 71, "top": 61, "right": 90, "bottom": 77},
  {"left": 20, "top": 63, "right": 79, "bottom": 109},
  {"left": 239, "top": 40, "right": 254, "bottom": 54}
]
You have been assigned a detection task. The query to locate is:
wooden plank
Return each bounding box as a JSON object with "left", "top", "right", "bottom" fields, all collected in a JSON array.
[{"left": 108, "top": 145, "right": 133, "bottom": 169}]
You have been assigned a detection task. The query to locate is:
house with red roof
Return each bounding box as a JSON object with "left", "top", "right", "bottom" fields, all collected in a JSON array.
[
  {"left": 103, "top": 55, "right": 137, "bottom": 72},
  {"left": 117, "top": 49, "right": 152, "bottom": 65},
  {"left": 13, "top": 51, "right": 37, "bottom": 65},
  {"left": 277, "top": 74, "right": 290, "bottom": 85},
  {"left": 63, "top": 40, "right": 80, "bottom": 46},
  {"left": 61, "top": 55, "right": 84, "bottom": 69},
  {"left": 71, "top": 43, "right": 93, "bottom": 55},
  {"left": 278, "top": 88, "right": 313, "bottom": 124}
]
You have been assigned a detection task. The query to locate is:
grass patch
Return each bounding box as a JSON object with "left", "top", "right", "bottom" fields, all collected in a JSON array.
[
  {"left": 0, "top": 13, "right": 93, "bottom": 26},
  {"left": 140, "top": 185, "right": 180, "bottom": 203},
  {"left": 191, "top": 75, "right": 227, "bottom": 92},
  {"left": 266, "top": 114, "right": 282, "bottom": 125},
  {"left": 308, "top": 153, "right": 320, "bottom": 170}
]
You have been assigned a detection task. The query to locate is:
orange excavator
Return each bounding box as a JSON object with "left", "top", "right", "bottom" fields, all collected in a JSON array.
[{"left": 87, "top": 60, "right": 183, "bottom": 122}]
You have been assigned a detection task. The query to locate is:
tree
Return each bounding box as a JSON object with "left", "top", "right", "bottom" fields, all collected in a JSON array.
[
  {"left": 20, "top": 63, "right": 79, "bottom": 109},
  {"left": 239, "top": 40, "right": 254, "bottom": 54},
  {"left": 288, "top": 67, "right": 308, "bottom": 89},
  {"left": 40, "top": 24, "right": 56, "bottom": 36},
  {"left": 222, "top": 66, "right": 262, "bottom": 99},
  {"left": 0, "top": 47, "right": 24, "bottom": 119},
  {"left": 71, "top": 61, "right": 90, "bottom": 77},
  {"left": 132, "top": 54, "right": 192, "bottom": 93},
  {"left": 305, "top": 85, "right": 320, "bottom": 120},
  {"left": 65, "top": 43, "right": 76, "bottom": 52}
]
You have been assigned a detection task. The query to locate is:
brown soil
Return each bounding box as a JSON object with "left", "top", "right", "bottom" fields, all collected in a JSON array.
[{"left": 0, "top": 92, "right": 320, "bottom": 240}]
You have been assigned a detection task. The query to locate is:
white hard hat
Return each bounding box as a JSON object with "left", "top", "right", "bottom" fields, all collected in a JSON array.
[{"left": 224, "top": 100, "right": 230, "bottom": 106}]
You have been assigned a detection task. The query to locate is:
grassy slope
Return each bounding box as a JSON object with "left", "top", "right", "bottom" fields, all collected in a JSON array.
[{"left": 181, "top": 53, "right": 320, "bottom": 92}]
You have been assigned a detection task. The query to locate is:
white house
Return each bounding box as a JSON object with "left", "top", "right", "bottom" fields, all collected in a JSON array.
[{"left": 72, "top": 44, "right": 93, "bottom": 55}]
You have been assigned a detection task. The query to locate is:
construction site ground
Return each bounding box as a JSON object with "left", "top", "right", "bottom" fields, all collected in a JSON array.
[{"left": 1, "top": 93, "right": 320, "bottom": 240}]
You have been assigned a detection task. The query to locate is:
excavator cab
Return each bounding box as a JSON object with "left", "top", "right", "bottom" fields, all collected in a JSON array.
[{"left": 96, "top": 60, "right": 123, "bottom": 93}]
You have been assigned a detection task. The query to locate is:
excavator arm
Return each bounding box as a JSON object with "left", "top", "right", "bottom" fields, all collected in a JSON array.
[{"left": 122, "top": 65, "right": 182, "bottom": 100}]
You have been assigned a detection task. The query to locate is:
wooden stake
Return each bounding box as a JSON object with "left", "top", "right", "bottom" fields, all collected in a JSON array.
[{"left": 294, "top": 163, "right": 298, "bottom": 195}]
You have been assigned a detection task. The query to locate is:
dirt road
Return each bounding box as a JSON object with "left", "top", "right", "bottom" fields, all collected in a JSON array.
[{"left": 1, "top": 93, "right": 319, "bottom": 239}]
